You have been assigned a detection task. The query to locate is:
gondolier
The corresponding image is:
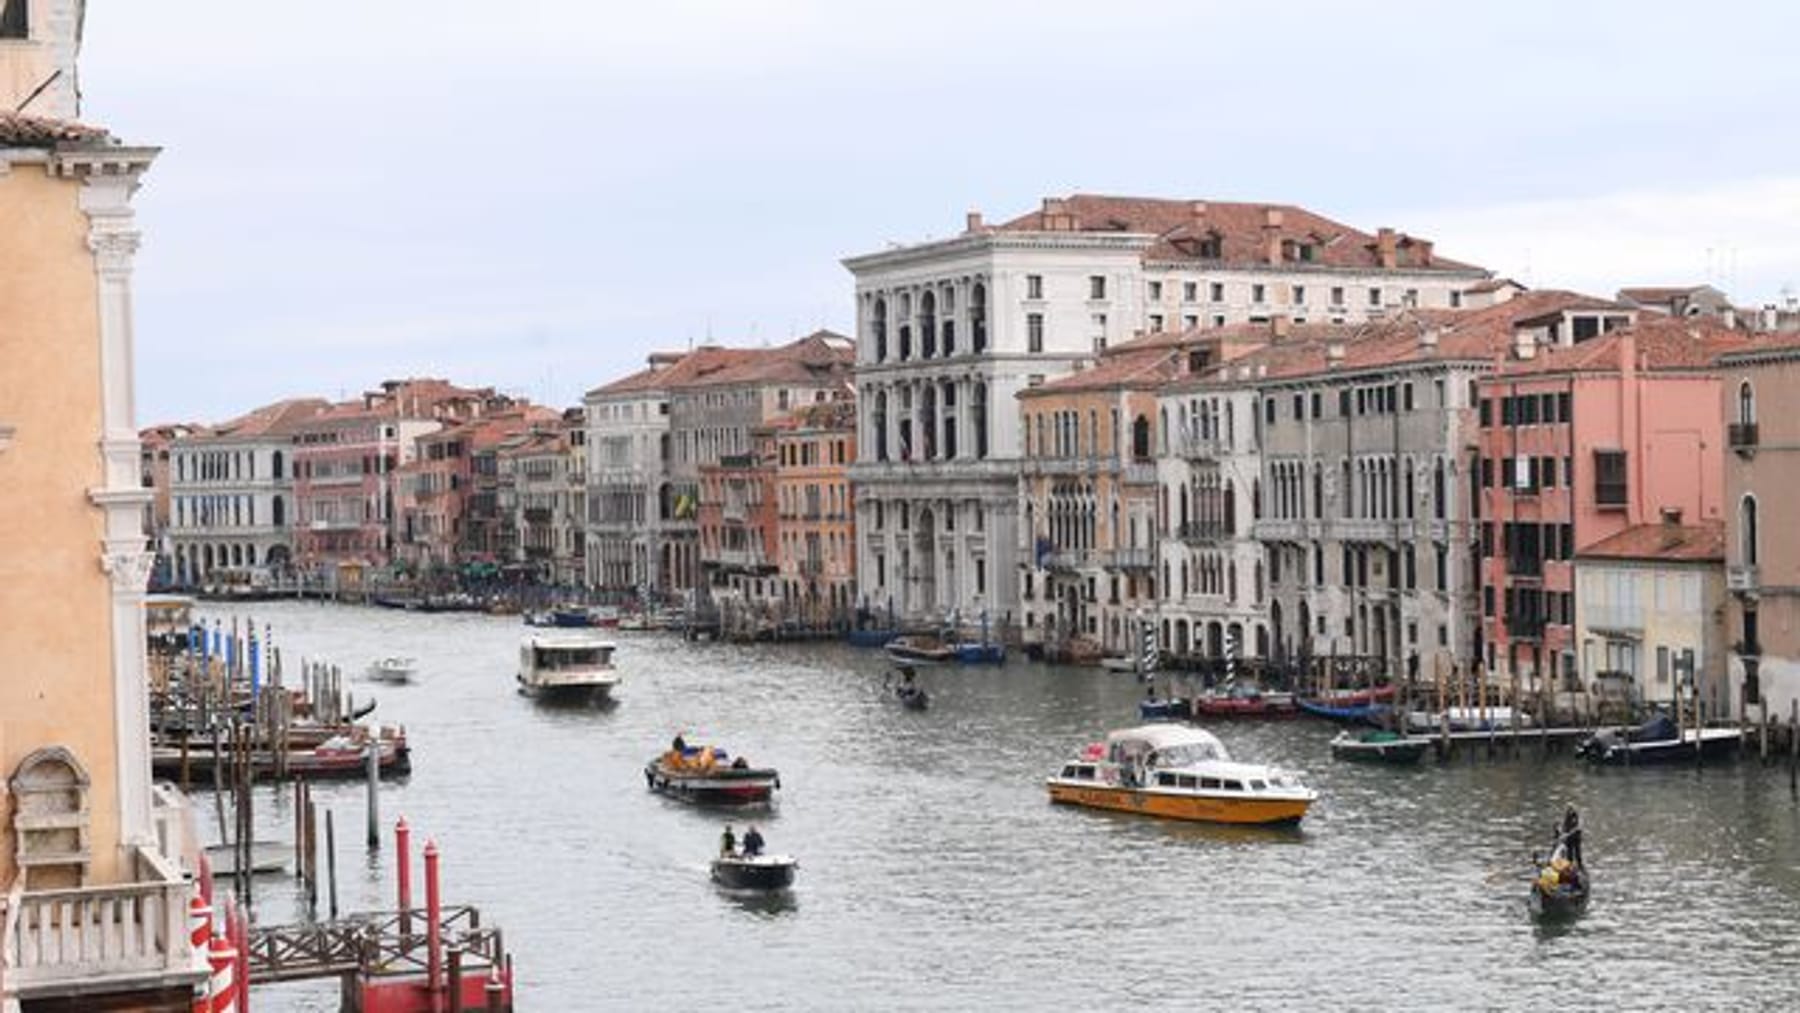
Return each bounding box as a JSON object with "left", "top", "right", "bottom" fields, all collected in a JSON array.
[{"left": 1561, "top": 805, "right": 1583, "bottom": 868}]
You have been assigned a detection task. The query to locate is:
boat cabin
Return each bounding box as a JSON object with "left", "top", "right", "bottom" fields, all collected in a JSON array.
[{"left": 524, "top": 637, "right": 616, "bottom": 670}]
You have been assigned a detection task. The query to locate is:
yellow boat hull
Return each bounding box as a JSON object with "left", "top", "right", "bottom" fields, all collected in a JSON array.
[{"left": 1047, "top": 782, "right": 1311, "bottom": 825}]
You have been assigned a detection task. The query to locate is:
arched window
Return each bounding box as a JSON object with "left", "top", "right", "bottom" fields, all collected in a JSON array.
[
  {"left": 873, "top": 391, "right": 889, "bottom": 461},
  {"left": 272, "top": 495, "right": 285, "bottom": 527},
  {"left": 970, "top": 282, "right": 988, "bottom": 353},
  {"left": 1131, "top": 415, "right": 1151, "bottom": 460},
  {"left": 1739, "top": 380, "right": 1756, "bottom": 425},
  {"left": 1742, "top": 495, "right": 1760, "bottom": 567},
  {"left": 271, "top": 450, "right": 284, "bottom": 480}
]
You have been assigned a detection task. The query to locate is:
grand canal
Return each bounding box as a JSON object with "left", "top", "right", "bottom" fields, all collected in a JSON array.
[{"left": 207, "top": 602, "right": 1800, "bottom": 1011}]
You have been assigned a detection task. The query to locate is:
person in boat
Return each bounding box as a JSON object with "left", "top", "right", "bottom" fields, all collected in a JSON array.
[
  {"left": 672, "top": 733, "right": 688, "bottom": 754},
  {"left": 731, "top": 755, "right": 748, "bottom": 770},
  {"left": 742, "top": 825, "right": 765, "bottom": 858},
  {"left": 720, "top": 824, "right": 737, "bottom": 857},
  {"left": 1561, "top": 804, "right": 1583, "bottom": 868}
]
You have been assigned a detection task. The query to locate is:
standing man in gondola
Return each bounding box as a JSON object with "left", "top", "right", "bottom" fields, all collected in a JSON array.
[
  {"left": 1561, "top": 804, "right": 1583, "bottom": 868},
  {"left": 720, "top": 824, "right": 737, "bottom": 857}
]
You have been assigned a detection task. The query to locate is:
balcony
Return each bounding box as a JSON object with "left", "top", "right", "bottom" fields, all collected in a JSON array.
[
  {"left": 1506, "top": 555, "right": 1544, "bottom": 579},
  {"left": 1728, "top": 422, "right": 1759, "bottom": 454},
  {"left": 1252, "top": 519, "right": 1314, "bottom": 543},
  {"left": 1021, "top": 457, "right": 1117, "bottom": 478},
  {"left": 1180, "top": 437, "right": 1226, "bottom": 460},
  {"left": 1123, "top": 461, "right": 1158, "bottom": 486},
  {"left": 1177, "top": 522, "right": 1224, "bottom": 545},
  {"left": 1042, "top": 550, "right": 1094, "bottom": 571},
  {"left": 1331, "top": 518, "right": 1397, "bottom": 543},
  {"left": 1105, "top": 547, "right": 1154, "bottom": 571},
  {"left": 1727, "top": 564, "right": 1760, "bottom": 593},
  {"left": 1505, "top": 616, "right": 1545, "bottom": 640},
  {"left": 3, "top": 788, "right": 204, "bottom": 1003}
]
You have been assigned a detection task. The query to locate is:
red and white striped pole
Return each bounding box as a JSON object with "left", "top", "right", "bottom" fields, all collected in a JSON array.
[
  {"left": 424, "top": 839, "right": 443, "bottom": 1012},
  {"left": 207, "top": 903, "right": 237, "bottom": 1013},
  {"left": 189, "top": 896, "right": 213, "bottom": 1013},
  {"left": 197, "top": 850, "right": 215, "bottom": 906}
]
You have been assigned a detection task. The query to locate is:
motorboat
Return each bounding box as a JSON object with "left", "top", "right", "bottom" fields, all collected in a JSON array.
[
  {"left": 1046, "top": 725, "right": 1316, "bottom": 825},
  {"left": 712, "top": 853, "right": 797, "bottom": 891},
  {"left": 367, "top": 656, "right": 417, "bottom": 684},
  {"left": 516, "top": 631, "right": 620, "bottom": 702},
  {"left": 1577, "top": 714, "right": 1742, "bottom": 765},
  {"left": 1329, "top": 729, "right": 1429, "bottom": 765},
  {"left": 645, "top": 743, "right": 779, "bottom": 805},
  {"left": 885, "top": 636, "right": 956, "bottom": 665},
  {"left": 1405, "top": 706, "right": 1533, "bottom": 733},
  {"left": 1194, "top": 683, "right": 1298, "bottom": 719},
  {"left": 1138, "top": 692, "right": 1190, "bottom": 721},
  {"left": 953, "top": 641, "right": 1005, "bottom": 665}
]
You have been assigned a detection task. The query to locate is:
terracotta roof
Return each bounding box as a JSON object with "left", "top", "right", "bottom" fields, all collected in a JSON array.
[
  {"left": 995, "top": 194, "right": 1483, "bottom": 273},
  {"left": 1577, "top": 521, "right": 1724, "bottom": 563},
  {"left": 1718, "top": 331, "right": 1800, "bottom": 364},
  {"left": 192, "top": 398, "right": 332, "bottom": 441},
  {"left": 1498, "top": 316, "right": 1752, "bottom": 377},
  {"left": 1021, "top": 349, "right": 1186, "bottom": 396},
  {"left": 678, "top": 331, "right": 854, "bottom": 388},
  {"left": 1618, "top": 285, "right": 1710, "bottom": 304},
  {"left": 1465, "top": 278, "right": 1525, "bottom": 294},
  {"left": 0, "top": 111, "right": 108, "bottom": 147}
]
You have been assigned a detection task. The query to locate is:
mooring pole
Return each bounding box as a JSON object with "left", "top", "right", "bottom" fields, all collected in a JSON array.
[
  {"left": 425, "top": 840, "right": 444, "bottom": 1013},
  {"left": 396, "top": 818, "right": 413, "bottom": 941},
  {"left": 326, "top": 809, "right": 340, "bottom": 920},
  {"left": 366, "top": 745, "right": 381, "bottom": 849}
]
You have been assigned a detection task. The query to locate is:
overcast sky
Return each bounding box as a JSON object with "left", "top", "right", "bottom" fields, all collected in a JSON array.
[{"left": 81, "top": 1, "right": 1800, "bottom": 424}]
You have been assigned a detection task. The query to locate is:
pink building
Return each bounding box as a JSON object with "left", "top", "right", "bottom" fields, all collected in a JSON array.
[
  {"left": 1477, "top": 317, "right": 1750, "bottom": 694},
  {"left": 291, "top": 379, "right": 503, "bottom": 583}
]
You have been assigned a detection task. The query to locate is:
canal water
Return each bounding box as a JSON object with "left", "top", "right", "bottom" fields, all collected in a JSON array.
[{"left": 203, "top": 602, "right": 1800, "bottom": 1011}]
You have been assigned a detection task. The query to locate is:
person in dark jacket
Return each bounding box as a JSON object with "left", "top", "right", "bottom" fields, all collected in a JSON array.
[
  {"left": 1561, "top": 805, "right": 1583, "bottom": 867},
  {"left": 719, "top": 824, "right": 736, "bottom": 857},
  {"left": 742, "top": 826, "right": 765, "bottom": 858}
]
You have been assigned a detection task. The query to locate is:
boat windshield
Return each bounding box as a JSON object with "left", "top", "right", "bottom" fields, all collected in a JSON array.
[
  {"left": 535, "top": 646, "right": 611, "bottom": 668},
  {"left": 1153, "top": 741, "right": 1223, "bottom": 767}
]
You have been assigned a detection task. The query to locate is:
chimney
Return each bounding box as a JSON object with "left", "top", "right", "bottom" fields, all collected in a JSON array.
[
  {"left": 1326, "top": 342, "right": 1345, "bottom": 368},
  {"left": 1270, "top": 315, "right": 1292, "bottom": 341},
  {"left": 1416, "top": 239, "right": 1433, "bottom": 267},
  {"left": 1419, "top": 326, "right": 1441, "bottom": 352},
  {"left": 1660, "top": 507, "right": 1684, "bottom": 548},
  {"left": 1263, "top": 207, "right": 1284, "bottom": 265},
  {"left": 1376, "top": 227, "right": 1398, "bottom": 269},
  {"left": 1512, "top": 329, "right": 1537, "bottom": 360},
  {"left": 965, "top": 210, "right": 984, "bottom": 234},
  {"left": 1041, "top": 197, "right": 1073, "bottom": 231}
]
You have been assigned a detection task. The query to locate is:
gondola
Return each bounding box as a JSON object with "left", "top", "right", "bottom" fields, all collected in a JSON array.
[
  {"left": 1138, "top": 696, "right": 1190, "bottom": 721},
  {"left": 1529, "top": 860, "right": 1589, "bottom": 919}
]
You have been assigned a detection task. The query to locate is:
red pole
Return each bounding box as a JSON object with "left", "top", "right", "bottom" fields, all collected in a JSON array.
[
  {"left": 188, "top": 896, "right": 212, "bottom": 1013},
  {"left": 233, "top": 899, "right": 250, "bottom": 1013},
  {"left": 396, "top": 817, "right": 412, "bottom": 938},
  {"left": 197, "top": 849, "right": 215, "bottom": 906},
  {"left": 424, "top": 839, "right": 443, "bottom": 1012}
]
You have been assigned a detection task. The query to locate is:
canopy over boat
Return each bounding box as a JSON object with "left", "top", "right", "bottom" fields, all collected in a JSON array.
[{"left": 1105, "top": 725, "right": 1232, "bottom": 765}]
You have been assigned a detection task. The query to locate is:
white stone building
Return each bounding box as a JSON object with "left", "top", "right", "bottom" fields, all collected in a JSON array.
[
  {"left": 168, "top": 398, "right": 328, "bottom": 587},
  {"left": 584, "top": 353, "right": 680, "bottom": 594},
  {"left": 847, "top": 195, "right": 1490, "bottom": 632}
]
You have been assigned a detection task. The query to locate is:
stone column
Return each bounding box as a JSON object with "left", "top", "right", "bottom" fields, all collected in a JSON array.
[{"left": 78, "top": 156, "right": 159, "bottom": 851}]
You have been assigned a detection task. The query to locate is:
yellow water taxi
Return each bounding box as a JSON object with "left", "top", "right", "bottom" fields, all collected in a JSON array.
[{"left": 1046, "top": 725, "right": 1317, "bottom": 825}]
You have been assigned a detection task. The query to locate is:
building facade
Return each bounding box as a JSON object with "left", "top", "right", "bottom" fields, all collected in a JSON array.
[
  {"left": 2, "top": 34, "right": 207, "bottom": 1007},
  {"left": 166, "top": 398, "right": 327, "bottom": 588},
  {"left": 771, "top": 401, "right": 859, "bottom": 626},
  {"left": 502, "top": 410, "right": 587, "bottom": 587},
  {"left": 1478, "top": 317, "right": 1745, "bottom": 697},
  {"left": 583, "top": 352, "right": 683, "bottom": 596},
  {"left": 1719, "top": 337, "right": 1800, "bottom": 721},
  {"left": 848, "top": 195, "right": 1489, "bottom": 632},
  {"left": 1574, "top": 519, "right": 1728, "bottom": 714}
]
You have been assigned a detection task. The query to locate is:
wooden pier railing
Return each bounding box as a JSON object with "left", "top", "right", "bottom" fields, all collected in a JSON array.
[{"left": 247, "top": 905, "right": 503, "bottom": 985}]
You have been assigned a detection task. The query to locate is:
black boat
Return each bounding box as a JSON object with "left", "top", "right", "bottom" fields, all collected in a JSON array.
[
  {"left": 1577, "top": 713, "right": 1743, "bottom": 765},
  {"left": 896, "top": 684, "right": 930, "bottom": 710},
  {"left": 711, "top": 853, "right": 798, "bottom": 891},
  {"left": 645, "top": 745, "right": 780, "bottom": 805},
  {"left": 1528, "top": 860, "right": 1589, "bottom": 919}
]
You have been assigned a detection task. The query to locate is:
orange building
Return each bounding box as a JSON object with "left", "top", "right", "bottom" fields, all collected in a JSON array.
[{"left": 772, "top": 401, "right": 858, "bottom": 625}]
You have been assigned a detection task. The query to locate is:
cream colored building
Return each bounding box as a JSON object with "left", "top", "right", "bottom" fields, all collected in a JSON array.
[
  {"left": 1574, "top": 519, "right": 1728, "bottom": 715},
  {"left": 2, "top": 7, "right": 207, "bottom": 1008}
]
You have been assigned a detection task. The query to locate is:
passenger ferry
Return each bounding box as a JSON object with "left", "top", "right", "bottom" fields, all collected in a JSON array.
[
  {"left": 1046, "top": 725, "right": 1316, "bottom": 825},
  {"left": 517, "top": 631, "right": 620, "bottom": 702}
]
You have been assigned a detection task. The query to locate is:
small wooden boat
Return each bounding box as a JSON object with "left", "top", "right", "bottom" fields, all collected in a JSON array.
[
  {"left": 711, "top": 853, "right": 797, "bottom": 891},
  {"left": 953, "top": 641, "right": 1005, "bottom": 665},
  {"left": 1297, "top": 698, "right": 1389, "bottom": 724},
  {"left": 1330, "top": 729, "right": 1428, "bottom": 765},
  {"left": 1099, "top": 657, "right": 1140, "bottom": 674},
  {"left": 151, "top": 727, "right": 411, "bottom": 781},
  {"left": 367, "top": 657, "right": 417, "bottom": 684},
  {"left": 1138, "top": 696, "right": 1190, "bottom": 721},
  {"left": 885, "top": 636, "right": 956, "bottom": 665},
  {"left": 1194, "top": 684, "right": 1298, "bottom": 719},
  {"left": 1529, "top": 859, "right": 1589, "bottom": 919},
  {"left": 645, "top": 744, "right": 779, "bottom": 805},
  {"left": 206, "top": 840, "right": 292, "bottom": 876}
]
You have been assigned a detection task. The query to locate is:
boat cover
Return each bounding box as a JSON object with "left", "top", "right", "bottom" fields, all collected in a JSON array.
[{"left": 1630, "top": 714, "right": 1678, "bottom": 743}]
